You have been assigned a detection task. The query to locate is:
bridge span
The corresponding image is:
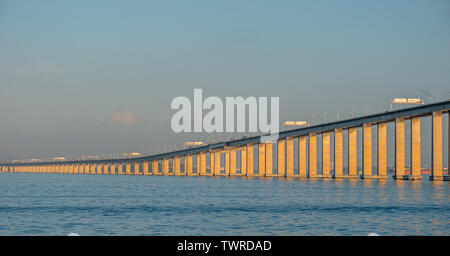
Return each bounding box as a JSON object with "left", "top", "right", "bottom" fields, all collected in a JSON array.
[{"left": 1, "top": 101, "right": 449, "bottom": 181}]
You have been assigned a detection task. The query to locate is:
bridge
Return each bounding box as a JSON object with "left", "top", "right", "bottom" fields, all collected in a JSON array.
[{"left": 1, "top": 100, "right": 449, "bottom": 181}]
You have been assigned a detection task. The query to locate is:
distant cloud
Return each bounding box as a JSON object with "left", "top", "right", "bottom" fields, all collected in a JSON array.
[{"left": 107, "top": 110, "right": 140, "bottom": 125}]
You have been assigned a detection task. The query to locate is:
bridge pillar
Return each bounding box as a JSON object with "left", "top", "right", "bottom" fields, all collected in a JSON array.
[
  {"left": 134, "top": 162, "right": 140, "bottom": 175},
  {"left": 101, "top": 163, "right": 107, "bottom": 175},
  {"left": 230, "top": 150, "right": 236, "bottom": 176},
  {"left": 348, "top": 128, "right": 358, "bottom": 178},
  {"left": 247, "top": 145, "right": 254, "bottom": 177},
  {"left": 140, "top": 161, "right": 148, "bottom": 175},
  {"left": 214, "top": 152, "right": 221, "bottom": 176},
  {"left": 117, "top": 163, "right": 124, "bottom": 175},
  {"left": 200, "top": 153, "right": 206, "bottom": 176},
  {"left": 277, "top": 139, "right": 285, "bottom": 177},
  {"left": 298, "top": 136, "right": 307, "bottom": 177},
  {"left": 258, "top": 144, "right": 266, "bottom": 176},
  {"left": 109, "top": 163, "right": 115, "bottom": 174},
  {"left": 410, "top": 117, "right": 422, "bottom": 180},
  {"left": 173, "top": 157, "right": 181, "bottom": 175},
  {"left": 377, "top": 123, "right": 388, "bottom": 178},
  {"left": 97, "top": 163, "right": 103, "bottom": 175},
  {"left": 362, "top": 123, "right": 373, "bottom": 178},
  {"left": 394, "top": 118, "right": 406, "bottom": 180},
  {"left": 125, "top": 163, "right": 131, "bottom": 175},
  {"left": 431, "top": 111, "right": 443, "bottom": 181},
  {"left": 241, "top": 147, "right": 247, "bottom": 176},
  {"left": 308, "top": 133, "right": 317, "bottom": 178},
  {"left": 208, "top": 152, "right": 214, "bottom": 176},
  {"left": 286, "top": 137, "right": 293, "bottom": 177},
  {"left": 334, "top": 128, "right": 344, "bottom": 178},
  {"left": 266, "top": 143, "right": 273, "bottom": 176},
  {"left": 152, "top": 161, "right": 159, "bottom": 175},
  {"left": 224, "top": 150, "right": 230, "bottom": 176},
  {"left": 163, "top": 159, "right": 169, "bottom": 175},
  {"left": 186, "top": 155, "right": 193, "bottom": 176},
  {"left": 322, "top": 132, "right": 332, "bottom": 178},
  {"left": 196, "top": 154, "right": 201, "bottom": 175}
]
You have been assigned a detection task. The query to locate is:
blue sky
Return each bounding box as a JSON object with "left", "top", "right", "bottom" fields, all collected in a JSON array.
[{"left": 0, "top": 0, "right": 449, "bottom": 165}]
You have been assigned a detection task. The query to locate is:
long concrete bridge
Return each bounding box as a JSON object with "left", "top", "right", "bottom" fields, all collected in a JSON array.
[{"left": 1, "top": 101, "right": 449, "bottom": 181}]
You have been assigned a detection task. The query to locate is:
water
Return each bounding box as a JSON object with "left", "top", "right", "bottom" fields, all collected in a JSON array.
[{"left": 0, "top": 173, "right": 448, "bottom": 236}]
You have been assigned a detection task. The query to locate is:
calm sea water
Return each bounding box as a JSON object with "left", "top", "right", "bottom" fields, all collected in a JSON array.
[{"left": 0, "top": 173, "right": 448, "bottom": 236}]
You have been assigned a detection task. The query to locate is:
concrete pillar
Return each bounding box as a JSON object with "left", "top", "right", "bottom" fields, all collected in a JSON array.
[
  {"left": 173, "top": 157, "right": 180, "bottom": 175},
  {"left": 286, "top": 137, "right": 293, "bottom": 177},
  {"left": 299, "top": 136, "right": 307, "bottom": 177},
  {"left": 196, "top": 154, "right": 200, "bottom": 175},
  {"left": 309, "top": 133, "right": 317, "bottom": 177},
  {"left": 214, "top": 152, "right": 221, "bottom": 176},
  {"left": 266, "top": 143, "right": 273, "bottom": 176},
  {"left": 241, "top": 147, "right": 247, "bottom": 176},
  {"left": 258, "top": 144, "right": 266, "bottom": 176},
  {"left": 134, "top": 162, "right": 140, "bottom": 175},
  {"left": 152, "top": 161, "right": 159, "bottom": 175},
  {"left": 118, "top": 163, "right": 124, "bottom": 175},
  {"left": 230, "top": 150, "right": 236, "bottom": 176},
  {"left": 277, "top": 139, "right": 285, "bottom": 177},
  {"left": 322, "top": 132, "right": 331, "bottom": 177},
  {"left": 225, "top": 150, "right": 230, "bottom": 176},
  {"left": 362, "top": 123, "right": 372, "bottom": 178},
  {"left": 410, "top": 117, "right": 422, "bottom": 180},
  {"left": 200, "top": 153, "right": 206, "bottom": 176},
  {"left": 187, "top": 155, "right": 193, "bottom": 176},
  {"left": 247, "top": 144, "right": 254, "bottom": 176},
  {"left": 125, "top": 163, "right": 131, "bottom": 175},
  {"left": 110, "top": 163, "right": 116, "bottom": 175},
  {"left": 334, "top": 128, "right": 343, "bottom": 178},
  {"left": 97, "top": 163, "right": 103, "bottom": 175},
  {"left": 209, "top": 153, "right": 214, "bottom": 176},
  {"left": 348, "top": 128, "right": 358, "bottom": 177},
  {"left": 90, "top": 164, "right": 96, "bottom": 174},
  {"left": 163, "top": 159, "right": 169, "bottom": 175},
  {"left": 395, "top": 118, "right": 405, "bottom": 180},
  {"left": 102, "top": 163, "right": 108, "bottom": 175},
  {"left": 140, "top": 161, "right": 148, "bottom": 175},
  {"left": 431, "top": 111, "right": 443, "bottom": 180},
  {"left": 377, "top": 123, "right": 388, "bottom": 178}
]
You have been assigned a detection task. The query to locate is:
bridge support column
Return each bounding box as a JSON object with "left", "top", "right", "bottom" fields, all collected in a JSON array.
[
  {"left": 200, "top": 153, "right": 206, "bottom": 176},
  {"left": 134, "top": 162, "right": 140, "bottom": 175},
  {"left": 241, "top": 147, "right": 247, "bottom": 176},
  {"left": 117, "top": 163, "right": 123, "bottom": 175},
  {"left": 162, "top": 159, "right": 169, "bottom": 175},
  {"left": 208, "top": 153, "right": 214, "bottom": 176},
  {"left": 299, "top": 136, "right": 307, "bottom": 177},
  {"left": 308, "top": 133, "right": 317, "bottom": 178},
  {"left": 196, "top": 154, "right": 200, "bottom": 175},
  {"left": 102, "top": 163, "right": 108, "bottom": 175},
  {"left": 362, "top": 124, "right": 374, "bottom": 179},
  {"left": 348, "top": 128, "right": 358, "bottom": 178},
  {"left": 187, "top": 155, "right": 193, "bottom": 176},
  {"left": 334, "top": 129, "right": 344, "bottom": 178},
  {"left": 109, "top": 163, "right": 115, "bottom": 174},
  {"left": 173, "top": 158, "right": 180, "bottom": 176},
  {"left": 394, "top": 118, "right": 406, "bottom": 180},
  {"left": 151, "top": 161, "right": 158, "bottom": 175},
  {"left": 265, "top": 143, "right": 273, "bottom": 176},
  {"left": 286, "top": 138, "right": 294, "bottom": 177},
  {"left": 278, "top": 139, "right": 286, "bottom": 177},
  {"left": 247, "top": 145, "right": 254, "bottom": 177},
  {"left": 410, "top": 117, "right": 422, "bottom": 180},
  {"left": 224, "top": 150, "right": 230, "bottom": 176},
  {"left": 430, "top": 111, "right": 443, "bottom": 181},
  {"left": 322, "top": 132, "right": 331, "bottom": 178},
  {"left": 214, "top": 152, "right": 221, "bottom": 176},
  {"left": 230, "top": 150, "right": 236, "bottom": 176},
  {"left": 258, "top": 144, "right": 266, "bottom": 176},
  {"left": 377, "top": 123, "right": 388, "bottom": 178}
]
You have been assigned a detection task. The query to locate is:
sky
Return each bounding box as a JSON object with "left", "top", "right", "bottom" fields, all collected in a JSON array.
[{"left": 0, "top": 0, "right": 449, "bottom": 166}]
